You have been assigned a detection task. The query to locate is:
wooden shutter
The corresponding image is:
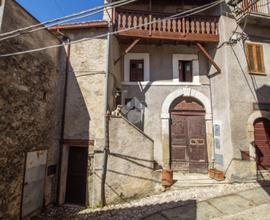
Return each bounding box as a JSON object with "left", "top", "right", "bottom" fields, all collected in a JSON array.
[
  {"left": 246, "top": 43, "right": 265, "bottom": 74},
  {"left": 130, "top": 59, "right": 144, "bottom": 81},
  {"left": 179, "top": 61, "right": 193, "bottom": 82},
  {"left": 178, "top": 61, "right": 184, "bottom": 82},
  {"left": 184, "top": 61, "right": 193, "bottom": 82}
]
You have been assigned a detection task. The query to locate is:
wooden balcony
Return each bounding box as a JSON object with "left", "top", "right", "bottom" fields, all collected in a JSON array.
[
  {"left": 113, "top": 10, "right": 219, "bottom": 43},
  {"left": 237, "top": 0, "right": 270, "bottom": 16},
  {"left": 235, "top": 0, "right": 270, "bottom": 26}
]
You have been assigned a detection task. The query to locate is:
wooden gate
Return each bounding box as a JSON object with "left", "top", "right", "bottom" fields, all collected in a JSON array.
[
  {"left": 170, "top": 98, "right": 208, "bottom": 173},
  {"left": 254, "top": 118, "right": 270, "bottom": 170},
  {"left": 65, "top": 147, "right": 88, "bottom": 205}
]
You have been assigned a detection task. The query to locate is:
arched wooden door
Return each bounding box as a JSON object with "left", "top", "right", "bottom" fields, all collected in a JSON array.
[
  {"left": 170, "top": 97, "right": 208, "bottom": 173},
  {"left": 254, "top": 118, "right": 270, "bottom": 170}
]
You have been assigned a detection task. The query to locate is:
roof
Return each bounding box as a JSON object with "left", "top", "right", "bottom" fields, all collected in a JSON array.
[{"left": 48, "top": 20, "right": 108, "bottom": 30}]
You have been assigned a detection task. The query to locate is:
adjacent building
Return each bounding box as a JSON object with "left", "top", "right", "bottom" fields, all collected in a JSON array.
[{"left": 1, "top": 0, "right": 270, "bottom": 219}]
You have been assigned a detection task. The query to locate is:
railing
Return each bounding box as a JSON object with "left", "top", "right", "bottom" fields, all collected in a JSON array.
[
  {"left": 113, "top": 9, "right": 219, "bottom": 42},
  {"left": 237, "top": 0, "right": 270, "bottom": 16}
]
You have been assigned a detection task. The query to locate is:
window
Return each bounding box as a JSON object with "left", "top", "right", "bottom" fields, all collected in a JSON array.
[
  {"left": 130, "top": 59, "right": 144, "bottom": 81},
  {"left": 124, "top": 53, "right": 150, "bottom": 82},
  {"left": 178, "top": 61, "right": 193, "bottom": 82},
  {"left": 173, "top": 54, "right": 199, "bottom": 84},
  {"left": 246, "top": 43, "right": 265, "bottom": 74}
]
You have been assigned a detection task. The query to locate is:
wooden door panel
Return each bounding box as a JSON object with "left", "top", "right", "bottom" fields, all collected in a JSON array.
[
  {"left": 187, "top": 116, "right": 207, "bottom": 164},
  {"left": 22, "top": 150, "right": 47, "bottom": 218},
  {"left": 171, "top": 146, "right": 186, "bottom": 161},
  {"left": 65, "top": 147, "right": 88, "bottom": 205},
  {"left": 171, "top": 115, "right": 189, "bottom": 169},
  {"left": 170, "top": 113, "right": 208, "bottom": 173},
  {"left": 254, "top": 118, "right": 270, "bottom": 170}
]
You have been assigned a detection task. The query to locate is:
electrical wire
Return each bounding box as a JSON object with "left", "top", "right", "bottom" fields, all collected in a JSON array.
[
  {"left": 0, "top": 0, "right": 137, "bottom": 37},
  {"left": 0, "top": 0, "right": 224, "bottom": 58},
  {"left": 0, "top": 0, "right": 137, "bottom": 42}
]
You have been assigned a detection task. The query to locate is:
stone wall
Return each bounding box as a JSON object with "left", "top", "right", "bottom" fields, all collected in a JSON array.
[
  {"left": 54, "top": 27, "right": 109, "bottom": 208},
  {"left": 60, "top": 28, "right": 108, "bottom": 141},
  {"left": 117, "top": 43, "right": 212, "bottom": 166},
  {"left": 0, "top": 1, "right": 63, "bottom": 219},
  {"left": 210, "top": 3, "right": 270, "bottom": 180},
  {"left": 93, "top": 116, "right": 158, "bottom": 206}
]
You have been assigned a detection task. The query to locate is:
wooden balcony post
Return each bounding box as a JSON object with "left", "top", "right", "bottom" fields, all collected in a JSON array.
[
  {"left": 149, "top": 0, "right": 152, "bottom": 36},
  {"left": 196, "top": 43, "right": 221, "bottom": 73},
  {"left": 114, "top": 38, "right": 141, "bottom": 64}
]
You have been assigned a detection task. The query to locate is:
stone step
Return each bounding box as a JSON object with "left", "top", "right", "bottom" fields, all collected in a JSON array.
[{"left": 171, "top": 173, "right": 227, "bottom": 188}]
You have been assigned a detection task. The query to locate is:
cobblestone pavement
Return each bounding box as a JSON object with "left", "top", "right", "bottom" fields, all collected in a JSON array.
[{"left": 33, "top": 182, "right": 270, "bottom": 220}]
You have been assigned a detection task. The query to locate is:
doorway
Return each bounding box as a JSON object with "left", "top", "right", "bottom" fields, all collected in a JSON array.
[
  {"left": 254, "top": 118, "right": 270, "bottom": 170},
  {"left": 22, "top": 150, "right": 47, "bottom": 218},
  {"left": 65, "top": 147, "right": 88, "bottom": 205},
  {"left": 170, "top": 97, "right": 208, "bottom": 173}
]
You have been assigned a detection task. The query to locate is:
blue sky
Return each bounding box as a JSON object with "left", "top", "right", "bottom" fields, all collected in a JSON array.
[{"left": 16, "top": 0, "right": 104, "bottom": 23}]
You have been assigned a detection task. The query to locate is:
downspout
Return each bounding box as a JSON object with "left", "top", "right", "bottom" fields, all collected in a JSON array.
[
  {"left": 0, "top": 0, "right": 6, "bottom": 31},
  {"left": 100, "top": 4, "right": 112, "bottom": 207},
  {"left": 56, "top": 32, "right": 71, "bottom": 204}
]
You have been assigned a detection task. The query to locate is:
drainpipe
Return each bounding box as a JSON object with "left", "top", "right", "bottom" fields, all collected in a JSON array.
[
  {"left": 209, "top": 76, "right": 216, "bottom": 169},
  {"left": 56, "top": 32, "right": 71, "bottom": 204},
  {"left": 100, "top": 2, "right": 112, "bottom": 207}
]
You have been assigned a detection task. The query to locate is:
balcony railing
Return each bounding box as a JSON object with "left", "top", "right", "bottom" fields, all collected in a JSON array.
[
  {"left": 113, "top": 9, "right": 219, "bottom": 42},
  {"left": 237, "top": 0, "right": 270, "bottom": 16}
]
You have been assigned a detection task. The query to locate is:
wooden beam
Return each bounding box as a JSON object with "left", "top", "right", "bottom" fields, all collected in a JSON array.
[
  {"left": 196, "top": 42, "right": 221, "bottom": 73},
  {"left": 117, "top": 29, "right": 219, "bottom": 42},
  {"left": 114, "top": 38, "right": 141, "bottom": 64},
  {"left": 63, "top": 139, "right": 95, "bottom": 146}
]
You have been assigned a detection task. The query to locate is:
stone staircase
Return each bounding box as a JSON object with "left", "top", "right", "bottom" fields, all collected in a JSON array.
[{"left": 170, "top": 172, "right": 228, "bottom": 189}]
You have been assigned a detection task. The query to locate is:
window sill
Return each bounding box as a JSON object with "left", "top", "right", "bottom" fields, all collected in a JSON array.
[
  {"left": 248, "top": 72, "right": 267, "bottom": 76},
  {"left": 121, "top": 81, "right": 201, "bottom": 86}
]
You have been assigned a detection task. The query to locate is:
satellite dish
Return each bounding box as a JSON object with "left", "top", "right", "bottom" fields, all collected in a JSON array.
[{"left": 127, "top": 108, "right": 142, "bottom": 124}]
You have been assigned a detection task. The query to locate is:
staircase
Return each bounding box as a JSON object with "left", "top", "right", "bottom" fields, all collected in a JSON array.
[{"left": 171, "top": 172, "right": 228, "bottom": 189}]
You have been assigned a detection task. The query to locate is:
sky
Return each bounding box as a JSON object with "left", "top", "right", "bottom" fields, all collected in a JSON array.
[{"left": 16, "top": 0, "right": 104, "bottom": 23}]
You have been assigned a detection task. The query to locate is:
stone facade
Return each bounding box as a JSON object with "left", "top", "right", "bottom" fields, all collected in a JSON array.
[
  {"left": 2, "top": 0, "right": 270, "bottom": 218},
  {"left": 55, "top": 23, "right": 159, "bottom": 208},
  {"left": 93, "top": 116, "right": 157, "bottom": 206},
  {"left": 210, "top": 3, "right": 270, "bottom": 180},
  {"left": 0, "top": 0, "right": 63, "bottom": 219},
  {"left": 109, "top": 0, "right": 270, "bottom": 182}
]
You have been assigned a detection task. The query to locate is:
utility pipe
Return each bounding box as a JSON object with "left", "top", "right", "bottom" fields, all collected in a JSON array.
[
  {"left": 56, "top": 32, "right": 71, "bottom": 204},
  {"left": 100, "top": 1, "right": 112, "bottom": 207}
]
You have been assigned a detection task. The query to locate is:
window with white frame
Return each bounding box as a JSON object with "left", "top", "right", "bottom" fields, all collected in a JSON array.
[
  {"left": 173, "top": 54, "right": 199, "bottom": 84},
  {"left": 124, "top": 53, "right": 150, "bottom": 82}
]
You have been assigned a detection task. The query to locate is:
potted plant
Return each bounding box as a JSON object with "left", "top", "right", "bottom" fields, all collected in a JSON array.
[
  {"left": 161, "top": 169, "right": 173, "bottom": 187},
  {"left": 208, "top": 168, "right": 225, "bottom": 181}
]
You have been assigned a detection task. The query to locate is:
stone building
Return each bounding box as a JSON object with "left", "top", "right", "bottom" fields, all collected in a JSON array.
[
  {"left": 0, "top": 0, "right": 64, "bottom": 219},
  {"left": 105, "top": 0, "right": 270, "bottom": 183},
  {"left": 50, "top": 0, "right": 270, "bottom": 210},
  {"left": 2, "top": 0, "right": 270, "bottom": 219}
]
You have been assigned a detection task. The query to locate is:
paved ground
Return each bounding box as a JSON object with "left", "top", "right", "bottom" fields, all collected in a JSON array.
[{"left": 34, "top": 183, "right": 270, "bottom": 220}]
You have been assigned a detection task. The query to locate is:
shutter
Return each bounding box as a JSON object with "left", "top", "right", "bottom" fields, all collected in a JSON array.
[
  {"left": 130, "top": 59, "right": 144, "bottom": 81},
  {"left": 246, "top": 43, "right": 265, "bottom": 74},
  {"left": 178, "top": 61, "right": 184, "bottom": 82},
  {"left": 255, "top": 44, "right": 265, "bottom": 73},
  {"left": 247, "top": 44, "right": 255, "bottom": 72},
  {"left": 185, "top": 61, "right": 193, "bottom": 82}
]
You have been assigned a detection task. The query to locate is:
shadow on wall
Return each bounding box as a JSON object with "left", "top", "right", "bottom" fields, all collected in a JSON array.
[
  {"left": 60, "top": 44, "right": 91, "bottom": 207},
  {"left": 33, "top": 199, "right": 197, "bottom": 220},
  {"left": 64, "top": 66, "right": 91, "bottom": 139}
]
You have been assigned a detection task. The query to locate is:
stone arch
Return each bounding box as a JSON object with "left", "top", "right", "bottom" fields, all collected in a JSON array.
[
  {"left": 160, "top": 88, "right": 213, "bottom": 169},
  {"left": 247, "top": 111, "right": 270, "bottom": 161},
  {"left": 161, "top": 88, "right": 212, "bottom": 120}
]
